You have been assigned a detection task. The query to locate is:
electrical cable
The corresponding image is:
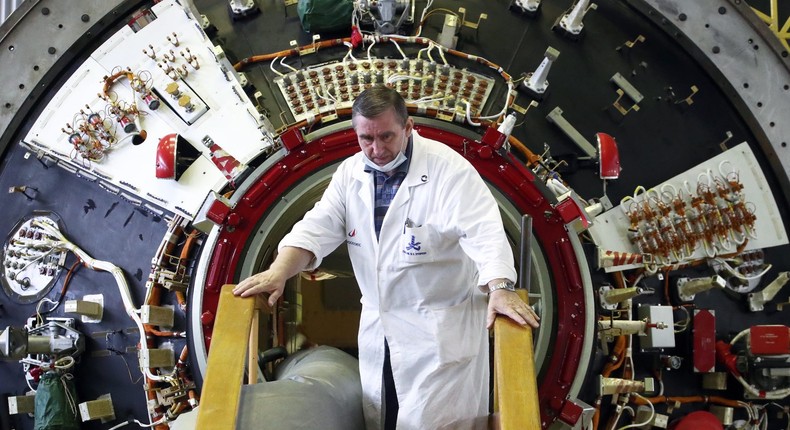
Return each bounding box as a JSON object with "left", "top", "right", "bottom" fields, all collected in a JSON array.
[
  {"left": 617, "top": 393, "right": 654, "bottom": 430},
  {"left": 31, "top": 218, "right": 175, "bottom": 383}
]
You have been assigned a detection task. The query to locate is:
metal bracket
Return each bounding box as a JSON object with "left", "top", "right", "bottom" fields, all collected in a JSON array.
[
  {"left": 546, "top": 107, "right": 597, "bottom": 158},
  {"left": 610, "top": 73, "right": 644, "bottom": 115}
]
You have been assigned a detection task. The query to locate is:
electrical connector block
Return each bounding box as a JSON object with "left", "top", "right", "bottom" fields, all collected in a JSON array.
[
  {"left": 64, "top": 295, "right": 103, "bottom": 323},
  {"left": 141, "top": 305, "right": 175, "bottom": 327},
  {"left": 702, "top": 372, "right": 728, "bottom": 390},
  {"left": 79, "top": 395, "right": 115, "bottom": 422},
  {"left": 139, "top": 348, "right": 175, "bottom": 369},
  {"left": 709, "top": 405, "right": 734, "bottom": 425},
  {"left": 7, "top": 394, "right": 35, "bottom": 414},
  {"left": 635, "top": 405, "right": 669, "bottom": 428}
]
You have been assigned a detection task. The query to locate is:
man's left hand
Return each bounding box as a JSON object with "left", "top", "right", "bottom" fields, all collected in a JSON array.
[{"left": 486, "top": 289, "right": 540, "bottom": 329}]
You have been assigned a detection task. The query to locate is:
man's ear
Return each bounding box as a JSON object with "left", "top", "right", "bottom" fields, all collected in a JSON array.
[{"left": 405, "top": 117, "right": 414, "bottom": 135}]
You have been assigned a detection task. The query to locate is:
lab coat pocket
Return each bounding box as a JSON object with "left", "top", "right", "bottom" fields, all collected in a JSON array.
[
  {"left": 431, "top": 294, "right": 477, "bottom": 366},
  {"left": 400, "top": 224, "right": 436, "bottom": 264}
]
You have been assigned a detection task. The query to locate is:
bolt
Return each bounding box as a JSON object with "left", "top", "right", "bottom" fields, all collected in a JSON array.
[
  {"left": 41, "top": 7, "right": 50, "bottom": 15},
  {"left": 678, "top": 13, "right": 687, "bottom": 21},
  {"left": 48, "top": 47, "right": 56, "bottom": 55},
  {"left": 81, "top": 14, "right": 90, "bottom": 22},
  {"left": 718, "top": 7, "right": 726, "bottom": 14},
  {"left": 712, "top": 46, "right": 720, "bottom": 54}
]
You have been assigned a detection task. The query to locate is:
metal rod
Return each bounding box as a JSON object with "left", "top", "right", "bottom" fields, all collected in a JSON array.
[{"left": 519, "top": 214, "right": 533, "bottom": 291}]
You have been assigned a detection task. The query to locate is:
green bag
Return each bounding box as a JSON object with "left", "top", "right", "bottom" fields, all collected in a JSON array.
[
  {"left": 34, "top": 372, "right": 80, "bottom": 430},
  {"left": 297, "top": 0, "right": 354, "bottom": 33}
]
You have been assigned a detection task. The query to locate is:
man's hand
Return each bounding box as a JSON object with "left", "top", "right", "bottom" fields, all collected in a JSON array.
[
  {"left": 486, "top": 289, "right": 540, "bottom": 329},
  {"left": 232, "top": 269, "right": 287, "bottom": 307}
]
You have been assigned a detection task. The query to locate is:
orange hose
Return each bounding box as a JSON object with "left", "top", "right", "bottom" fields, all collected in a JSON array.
[
  {"left": 508, "top": 135, "right": 540, "bottom": 167},
  {"left": 631, "top": 395, "right": 744, "bottom": 409},
  {"left": 174, "top": 231, "right": 199, "bottom": 310},
  {"left": 234, "top": 38, "right": 352, "bottom": 71}
]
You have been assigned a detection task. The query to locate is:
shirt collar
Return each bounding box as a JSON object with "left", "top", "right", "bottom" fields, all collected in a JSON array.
[{"left": 363, "top": 135, "right": 413, "bottom": 175}]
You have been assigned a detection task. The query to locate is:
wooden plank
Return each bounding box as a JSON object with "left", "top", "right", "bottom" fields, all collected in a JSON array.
[
  {"left": 248, "top": 310, "right": 259, "bottom": 384},
  {"left": 196, "top": 284, "right": 256, "bottom": 430},
  {"left": 493, "top": 290, "right": 541, "bottom": 430}
]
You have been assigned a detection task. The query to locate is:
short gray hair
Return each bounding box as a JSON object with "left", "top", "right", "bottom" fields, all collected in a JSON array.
[{"left": 351, "top": 85, "right": 409, "bottom": 127}]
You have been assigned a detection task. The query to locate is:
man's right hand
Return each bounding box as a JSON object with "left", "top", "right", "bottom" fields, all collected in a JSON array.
[{"left": 233, "top": 270, "right": 287, "bottom": 307}]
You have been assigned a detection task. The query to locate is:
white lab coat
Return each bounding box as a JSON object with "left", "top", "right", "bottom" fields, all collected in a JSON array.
[{"left": 280, "top": 131, "right": 517, "bottom": 429}]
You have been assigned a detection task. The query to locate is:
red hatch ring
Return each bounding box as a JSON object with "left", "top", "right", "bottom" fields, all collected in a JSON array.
[{"left": 201, "top": 124, "right": 589, "bottom": 428}]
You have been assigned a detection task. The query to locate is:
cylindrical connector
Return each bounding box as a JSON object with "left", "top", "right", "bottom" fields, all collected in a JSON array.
[{"left": 677, "top": 275, "right": 725, "bottom": 301}]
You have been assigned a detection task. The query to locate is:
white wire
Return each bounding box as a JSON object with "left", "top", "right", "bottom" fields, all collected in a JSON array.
[
  {"left": 36, "top": 297, "right": 60, "bottom": 321},
  {"left": 416, "top": 45, "right": 430, "bottom": 60},
  {"left": 390, "top": 38, "right": 407, "bottom": 60},
  {"left": 437, "top": 44, "right": 448, "bottom": 65},
  {"left": 26, "top": 376, "right": 37, "bottom": 393},
  {"left": 616, "top": 393, "right": 654, "bottom": 430},
  {"left": 366, "top": 37, "right": 376, "bottom": 61},
  {"left": 415, "top": 0, "right": 434, "bottom": 37},
  {"left": 411, "top": 95, "right": 446, "bottom": 104},
  {"left": 387, "top": 73, "right": 424, "bottom": 85},
  {"left": 730, "top": 327, "right": 750, "bottom": 345},
  {"left": 269, "top": 56, "right": 284, "bottom": 77},
  {"left": 279, "top": 56, "right": 297, "bottom": 73},
  {"left": 714, "top": 258, "right": 772, "bottom": 281},
  {"left": 54, "top": 356, "right": 75, "bottom": 370},
  {"left": 106, "top": 415, "right": 168, "bottom": 430},
  {"left": 464, "top": 100, "right": 480, "bottom": 126},
  {"left": 342, "top": 42, "right": 357, "bottom": 63}
]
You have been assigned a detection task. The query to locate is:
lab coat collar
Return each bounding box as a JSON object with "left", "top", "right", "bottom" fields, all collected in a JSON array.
[
  {"left": 388, "top": 131, "right": 429, "bottom": 211},
  {"left": 401, "top": 131, "right": 429, "bottom": 188}
]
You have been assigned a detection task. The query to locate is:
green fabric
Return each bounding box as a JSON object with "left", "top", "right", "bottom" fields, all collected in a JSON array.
[
  {"left": 297, "top": 0, "right": 353, "bottom": 33},
  {"left": 34, "top": 372, "right": 80, "bottom": 430}
]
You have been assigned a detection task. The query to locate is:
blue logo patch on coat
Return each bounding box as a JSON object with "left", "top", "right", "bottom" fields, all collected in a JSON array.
[{"left": 403, "top": 235, "right": 427, "bottom": 256}]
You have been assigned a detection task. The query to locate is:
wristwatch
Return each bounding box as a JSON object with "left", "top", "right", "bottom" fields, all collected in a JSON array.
[{"left": 479, "top": 280, "right": 515, "bottom": 294}]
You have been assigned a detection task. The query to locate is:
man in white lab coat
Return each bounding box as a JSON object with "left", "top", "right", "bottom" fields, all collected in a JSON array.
[{"left": 234, "top": 86, "right": 540, "bottom": 429}]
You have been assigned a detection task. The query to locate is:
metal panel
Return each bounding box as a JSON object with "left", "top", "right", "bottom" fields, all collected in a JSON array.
[
  {"left": 0, "top": 0, "right": 135, "bottom": 155},
  {"left": 627, "top": 0, "right": 790, "bottom": 206}
]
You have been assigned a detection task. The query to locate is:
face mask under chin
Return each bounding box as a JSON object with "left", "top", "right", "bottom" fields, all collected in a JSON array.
[{"left": 362, "top": 150, "right": 408, "bottom": 173}]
